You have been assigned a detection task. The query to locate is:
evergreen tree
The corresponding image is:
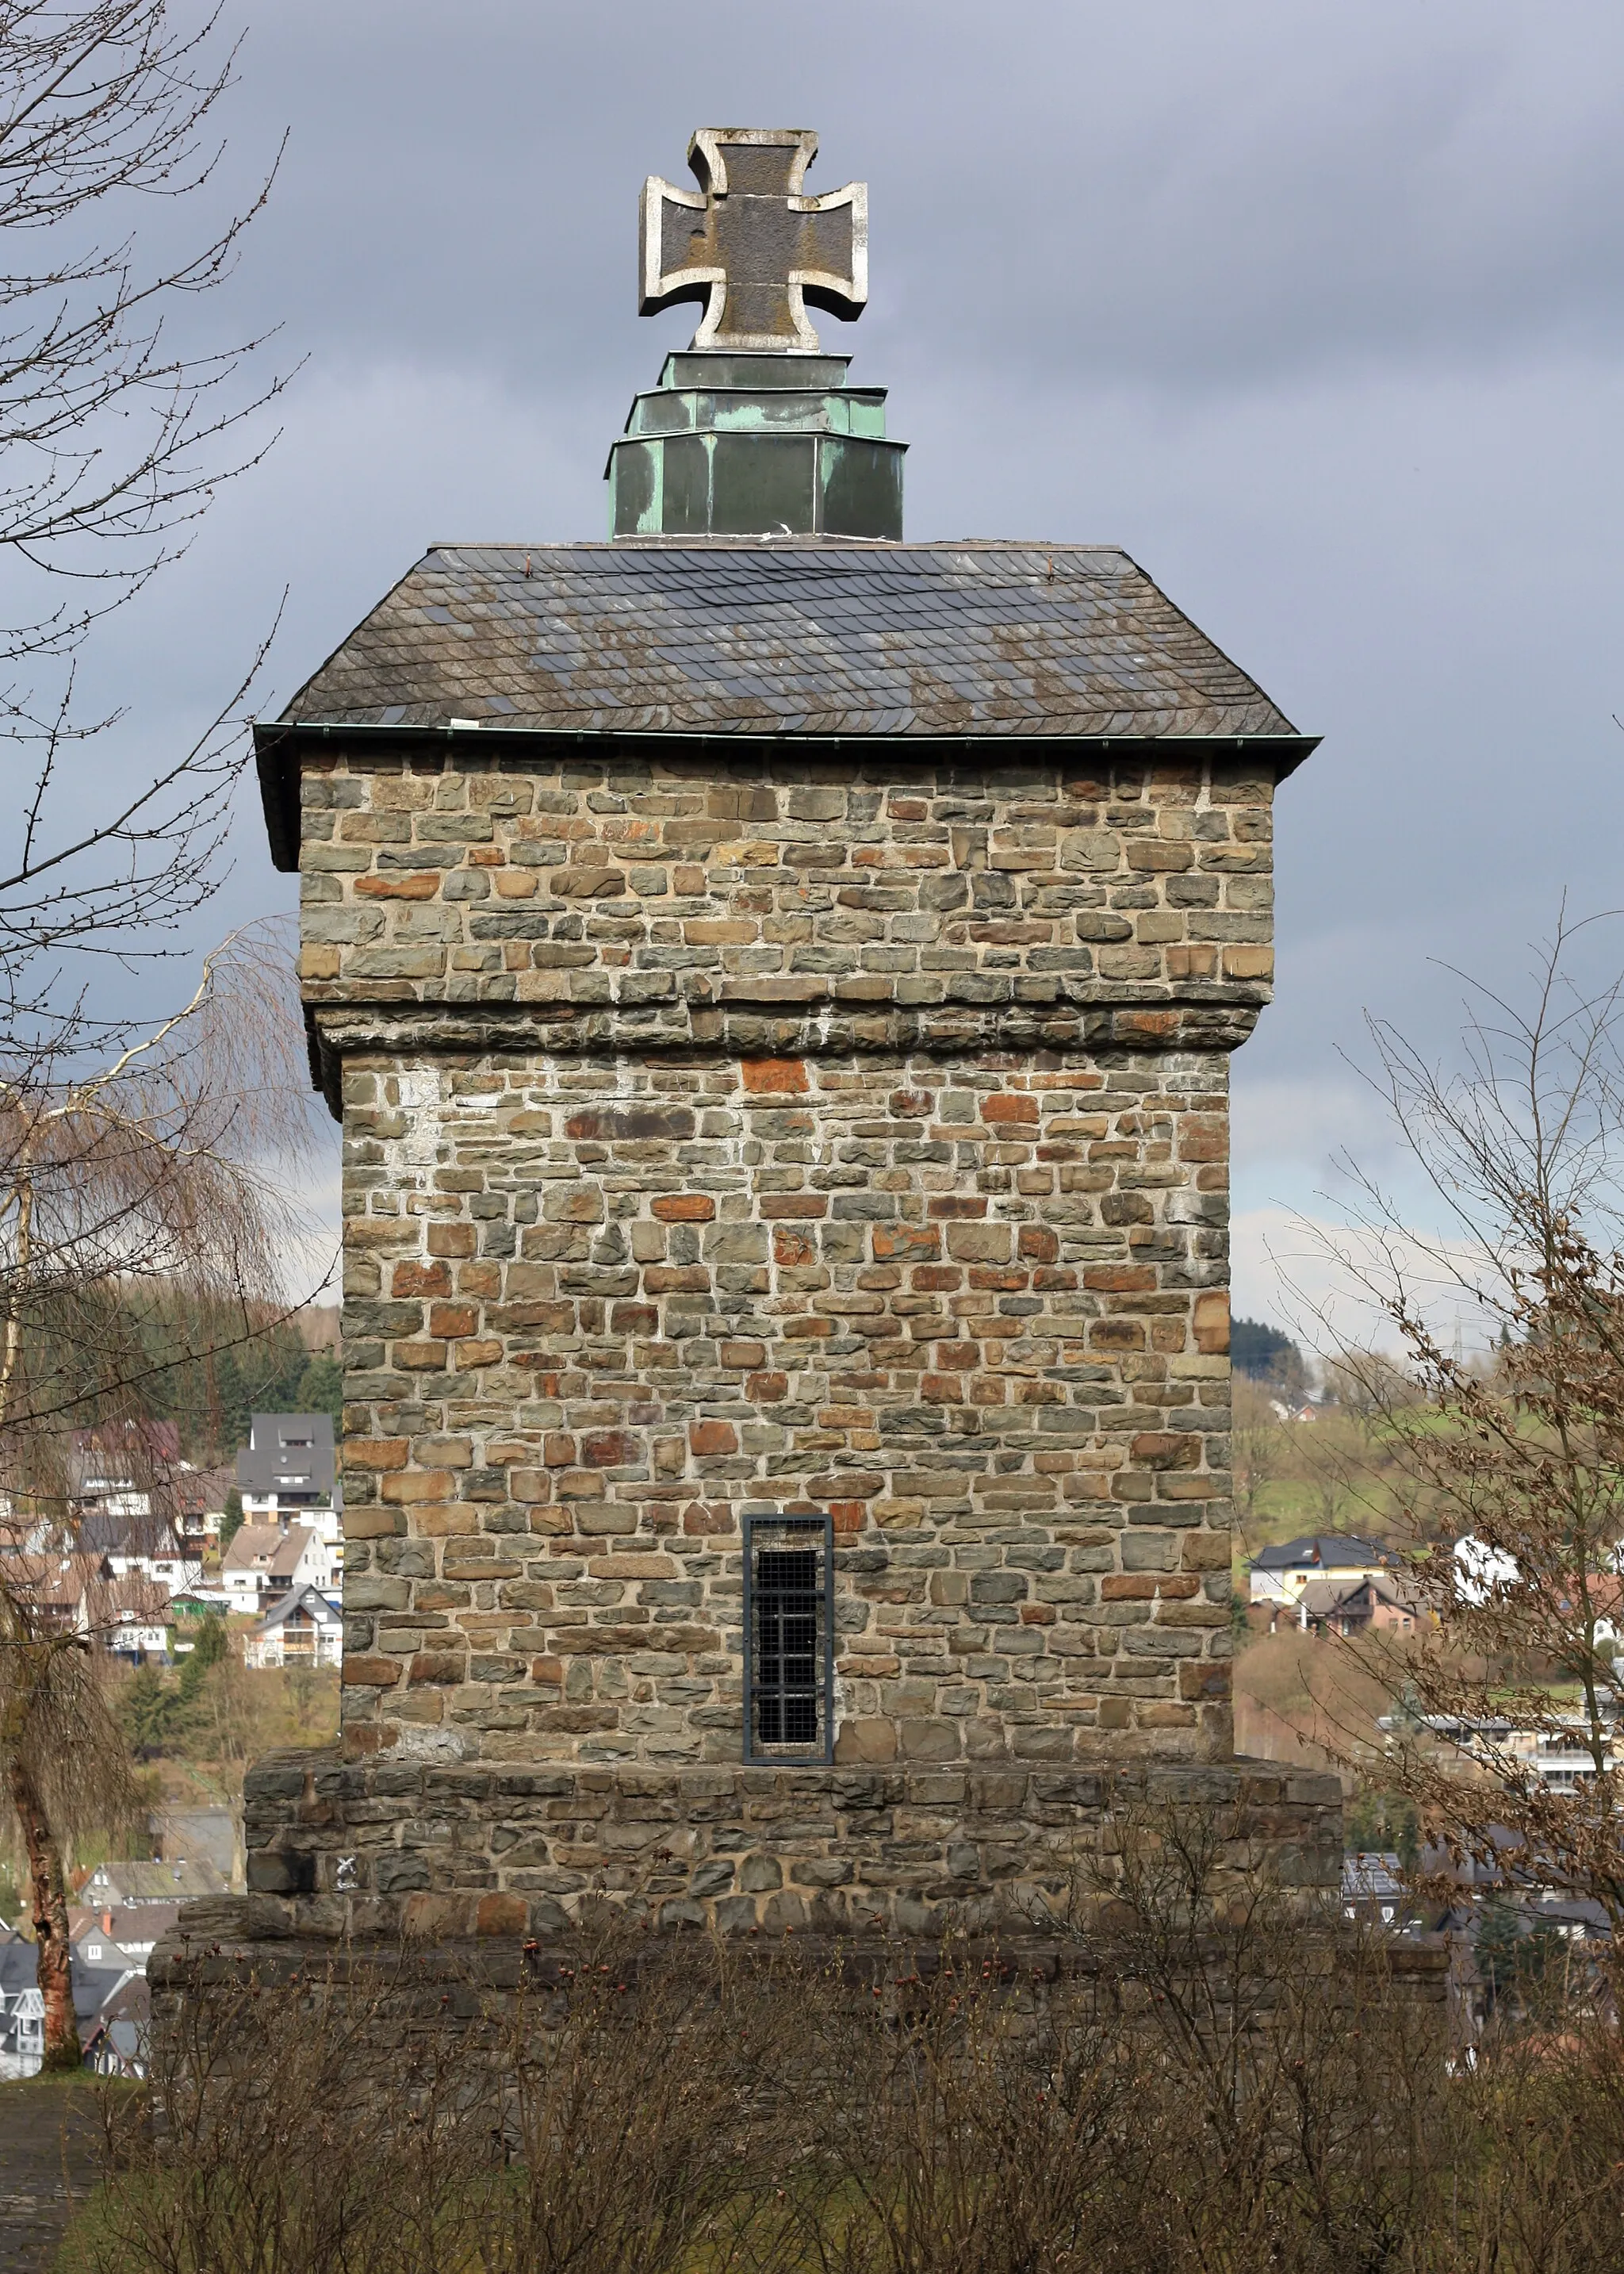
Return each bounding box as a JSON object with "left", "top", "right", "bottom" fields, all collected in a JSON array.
[
  {"left": 178, "top": 1616, "right": 228, "bottom": 1706},
  {"left": 293, "top": 1352, "right": 343, "bottom": 1434},
  {"left": 120, "top": 1666, "right": 177, "bottom": 1757}
]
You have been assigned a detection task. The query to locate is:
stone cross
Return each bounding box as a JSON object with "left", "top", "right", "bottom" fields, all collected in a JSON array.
[{"left": 640, "top": 128, "right": 868, "bottom": 354}]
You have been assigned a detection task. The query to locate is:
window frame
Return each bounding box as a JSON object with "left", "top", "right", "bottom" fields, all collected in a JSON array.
[{"left": 741, "top": 1509, "right": 835, "bottom": 1767}]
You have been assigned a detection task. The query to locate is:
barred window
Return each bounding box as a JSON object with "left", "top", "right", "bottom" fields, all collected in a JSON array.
[{"left": 743, "top": 1511, "right": 833, "bottom": 1764}]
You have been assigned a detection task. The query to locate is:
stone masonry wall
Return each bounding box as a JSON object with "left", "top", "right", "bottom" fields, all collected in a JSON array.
[
  {"left": 339, "top": 1046, "right": 1235, "bottom": 1766},
  {"left": 294, "top": 753, "right": 1274, "bottom": 1033},
  {"left": 232, "top": 1752, "right": 1344, "bottom": 1942},
  {"left": 291, "top": 749, "right": 1278, "bottom": 1777}
]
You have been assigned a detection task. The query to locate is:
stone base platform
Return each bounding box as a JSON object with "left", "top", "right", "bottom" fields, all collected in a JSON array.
[{"left": 176, "top": 1748, "right": 1344, "bottom": 1949}]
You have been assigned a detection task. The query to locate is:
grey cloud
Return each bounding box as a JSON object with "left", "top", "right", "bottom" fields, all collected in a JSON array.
[
  {"left": 204, "top": 0, "right": 1624, "bottom": 394},
  {"left": 9, "top": 0, "right": 1624, "bottom": 1300}
]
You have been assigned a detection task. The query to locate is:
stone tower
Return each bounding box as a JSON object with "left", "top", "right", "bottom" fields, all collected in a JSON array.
[{"left": 229, "top": 128, "right": 1339, "bottom": 1942}]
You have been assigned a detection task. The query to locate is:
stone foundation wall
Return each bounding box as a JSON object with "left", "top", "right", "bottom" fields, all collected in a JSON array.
[{"left": 228, "top": 1749, "right": 1342, "bottom": 1942}]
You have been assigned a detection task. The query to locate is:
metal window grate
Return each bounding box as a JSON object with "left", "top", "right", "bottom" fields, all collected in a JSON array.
[{"left": 743, "top": 1511, "right": 833, "bottom": 1765}]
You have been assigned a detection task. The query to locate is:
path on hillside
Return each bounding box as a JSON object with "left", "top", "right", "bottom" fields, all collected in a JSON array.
[{"left": 0, "top": 2086, "right": 99, "bottom": 2273}]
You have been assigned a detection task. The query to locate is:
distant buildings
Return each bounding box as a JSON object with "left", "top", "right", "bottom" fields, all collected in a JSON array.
[
  {"left": 0, "top": 1550, "right": 184, "bottom": 1662},
  {"left": 0, "top": 1940, "right": 144, "bottom": 2080},
  {"left": 84, "top": 1858, "right": 227, "bottom": 1908},
  {"left": 1388, "top": 1711, "right": 1618, "bottom": 1795},
  {"left": 0, "top": 1854, "right": 228, "bottom": 2079},
  {"left": 1340, "top": 1851, "right": 1415, "bottom": 1929},
  {"left": 237, "top": 1413, "right": 342, "bottom": 1555},
  {"left": 243, "top": 1582, "right": 343, "bottom": 1669},
  {"left": 1248, "top": 1535, "right": 1403, "bottom": 1620},
  {"left": 222, "top": 1520, "right": 338, "bottom": 1615},
  {"left": 1297, "top": 1570, "right": 1421, "bottom": 1639}
]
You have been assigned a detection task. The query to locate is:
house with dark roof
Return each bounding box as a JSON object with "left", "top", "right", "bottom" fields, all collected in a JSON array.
[
  {"left": 171, "top": 1463, "right": 236, "bottom": 1558},
  {"left": 0, "top": 1941, "right": 136, "bottom": 2079},
  {"left": 1340, "top": 1852, "right": 1417, "bottom": 1930},
  {"left": 243, "top": 1582, "right": 343, "bottom": 1670},
  {"left": 70, "top": 1902, "right": 178, "bottom": 1965},
  {"left": 1247, "top": 1535, "right": 1400, "bottom": 1613},
  {"left": 75, "top": 1507, "right": 201, "bottom": 1593},
  {"left": 237, "top": 1413, "right": 342, "bottom": 1559},
  {"left": 83, "top": 1973, "right": 151, "bottom": 2077},
  {"left": 1298, "top": 1570, "right": 1421, "bottom": 1639},
  {"left": 85, "top": 1858, "right": 227, "bottom": 1908}
]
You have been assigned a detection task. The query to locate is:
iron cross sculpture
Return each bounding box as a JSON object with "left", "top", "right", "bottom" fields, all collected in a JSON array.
[{"left": 640, "top": 128, "right": 868, "bottom": 354}]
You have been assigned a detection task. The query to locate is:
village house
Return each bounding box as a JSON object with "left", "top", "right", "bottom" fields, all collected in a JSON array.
[
  {"left": 69, "top": 1901, "right": 178, "bottom": 1966},
  {"left": 75, "top": 1508, "right": 202, "bottom": 1593},
  {"left": 85, "top": 1858, "right": 227, "bottom": 1909},
  {"left": 237, "top": 1413, "right": 343, "bottom": 1557},
  {"left": 220, "top": 1520, "right": 337, "bottom": 1615},
  {"left": 70, "top": 1915, "right": 138, "bottom": 1973},
  {"left": 0, "top": 1939, "right": 136, "bottom": 2080},
  {"left": 243, "top": 1582, "right": 343, "bottom": 1670},
  {"left": 102, "top": 1572, "right": 176, "bottom": 1662},
  {"left": 1247, "top": 1534, "right": 1402, "bottom": 1614},
  {"left": 70, "top": 1420, "right": 182, "bottom": 1523},
  {"left": 1297, "top": 1570, "right": 1421, "bottom": 1639},
  {"left": 1340, "top": 1851, "right": 1413, "bottom": 1930},
  {"left": 171, "top": 1464, "right": 236, "bottom": 1563},
  {"left": 1388, "top": 1711, "right": 1619, "bottom": 1795},
  {"left": 0, "top": 1543, "right": 199, "bottom": 1660},
  {"left": 0, "top": 1549, "right": 111, "bottom": 1637}
]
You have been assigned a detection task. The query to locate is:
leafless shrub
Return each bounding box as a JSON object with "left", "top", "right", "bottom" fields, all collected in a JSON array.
[
  {"left": 82, "top": 1930, "right": 805, "bottom": 2274},
  {"left": 61, "top": 1858, "right": 1624, "bottom": 2274},
  {"left": 1293, "top": 915, "right": 1624, "bottom": 1924}
]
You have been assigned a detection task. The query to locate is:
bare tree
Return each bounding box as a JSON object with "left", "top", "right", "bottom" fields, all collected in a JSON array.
[
  {"left": 0, "top": 1, "right": 299, "bottom": 2071},
  {"left": 0, "top": 1583, "right": 137, "bottom": 2065},
  {"left": 0, "top": 1, "right": 286, "bottom": 1014},
  {"left": 0, "top": 926, "right": 315, "bottom": 2065},
  {"left": 1313, "top": 912, "right": 1624, "bottom": 1923}
]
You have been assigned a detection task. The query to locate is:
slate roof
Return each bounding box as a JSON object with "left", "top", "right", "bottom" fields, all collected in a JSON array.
[
  {"left": 1341, "top": 1853, "right": 1406, "bottom": 1902},
  {"left": 237, "top": 1413, "right": 335, "bottom": 1500},
  {"left": 86, "top": 1859, "right": 225, "bottom": 1906},
  {"left": 1298, "top": 1573, "right": 1418, "bottom": 1624},
  {"left": 0, "top": 1940, "right": 132, "bottom": 2027},
  {"left": 270, "top": 538, "right": 1304, "bottom": 742},
  {"left": 252, "top": 1582, "right": 341, "bottom": 1637},
  {"left": 1251, "top": 1535, "right": 1396, "bottom": 1573}
]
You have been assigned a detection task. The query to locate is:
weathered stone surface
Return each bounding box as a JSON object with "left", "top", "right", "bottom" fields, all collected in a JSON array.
[
  {"left": 275, "top": 742, "right": 1301, "bottom": 1832},
  {"left": 208, "top": 1747, "right": 1342, "bottom": 1942},
  {"left": 296, "top": 756, "right": 1275, "bottom": 1026},
  {"left": 336, "top": 1043, "right": 1238, "bottom": 1762}
]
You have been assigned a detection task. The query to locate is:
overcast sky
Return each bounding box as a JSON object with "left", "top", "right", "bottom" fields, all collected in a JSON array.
[{"left": 39, "top": 0, "right": 1624, "bottom": 1336}]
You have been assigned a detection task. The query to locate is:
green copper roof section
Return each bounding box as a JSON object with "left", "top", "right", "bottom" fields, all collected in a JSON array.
[{"left": 607, "top": 350, "right": 905, "bottom": 540}]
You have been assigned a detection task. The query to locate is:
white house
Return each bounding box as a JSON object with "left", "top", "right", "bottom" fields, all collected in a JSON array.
[
  {"left": 76, "top": 1510, "right": 203, "bottom": 1594},
  {"left": 221, "top": 1522, "right": 336, "bottom": 1614},
  {"left": 102, "top": 1574, "right": 174, "bottom": 1662},
  {"left": 243, "top": 1582, "right": 343, "bottom": 1670}
]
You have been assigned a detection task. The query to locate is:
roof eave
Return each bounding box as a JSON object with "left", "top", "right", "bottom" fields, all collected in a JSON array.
[{"left": 254, "top": 719, "right": 1322, "bottom": 873}]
